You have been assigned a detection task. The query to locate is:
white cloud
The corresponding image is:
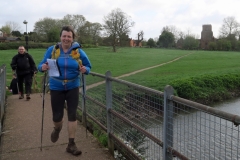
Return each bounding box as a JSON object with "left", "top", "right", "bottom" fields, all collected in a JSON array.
[{"left": 1, "top": 0, "right": 240, "bottom": 40}]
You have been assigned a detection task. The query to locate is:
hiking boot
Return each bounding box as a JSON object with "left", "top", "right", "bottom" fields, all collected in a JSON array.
[
  {"left": 66, "top": 142, "right": 82, "bottom": 156},
  {"left": 19, "top": 94, "right": 24, "bottom": 99},
  {"left": 26, "top": 94, "right": 31, "bottom": 100},
  {"left": 51, "top": 126, "right": 62, "bottom": 143}
]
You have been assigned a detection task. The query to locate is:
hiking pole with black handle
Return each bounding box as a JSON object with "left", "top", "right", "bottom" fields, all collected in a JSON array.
[
  {"left": 40, "top": 70, "right": 47, "bottom": 151},
  {"left": 81, "top": 72, "right": 88, "bottom": 138}
]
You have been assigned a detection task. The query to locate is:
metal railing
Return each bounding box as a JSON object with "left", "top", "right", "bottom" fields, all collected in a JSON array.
[
  {"left": 79, "top": 71, "right": 240, "bottom": 160},
  {"left": 0, "top": 64, "right": 6, "bottom": 136}
]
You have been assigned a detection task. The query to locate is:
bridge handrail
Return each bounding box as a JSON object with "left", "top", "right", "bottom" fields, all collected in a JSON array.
[
  {"left": 0, "top": 64, "right": 6, "bottom": 136},
  {"left": 77, "top": 71, "right": 240, "bottom": 159}
]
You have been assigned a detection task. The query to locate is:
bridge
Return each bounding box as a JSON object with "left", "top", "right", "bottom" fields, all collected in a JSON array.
[{"left": 1, "top": 64, "right": 240, "bottom": 160}]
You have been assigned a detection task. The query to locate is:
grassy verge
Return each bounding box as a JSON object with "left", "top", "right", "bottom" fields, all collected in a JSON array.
[{"left": 170, "top": 73, "right": 240, "bottom": 104}]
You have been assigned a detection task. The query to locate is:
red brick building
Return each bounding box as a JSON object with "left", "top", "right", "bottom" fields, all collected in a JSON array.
[{"left": 129, "top": 38, "right": 142, "bottom": 47}]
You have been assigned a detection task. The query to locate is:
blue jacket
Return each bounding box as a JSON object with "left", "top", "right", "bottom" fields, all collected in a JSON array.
[{"left": 38, "top": 42, "right": 91, "bottom": 91}]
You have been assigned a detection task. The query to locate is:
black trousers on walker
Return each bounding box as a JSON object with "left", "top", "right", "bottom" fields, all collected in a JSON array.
[{"left": 17, "top": 73, "right": 32, "bottom": 95}]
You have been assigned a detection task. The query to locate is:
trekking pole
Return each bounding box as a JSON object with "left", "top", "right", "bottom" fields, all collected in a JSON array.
[
  {"left": 81, "top": 73, "right": 88, "bottom": 138},
  {"left": 40, "top": 71, "right": 47, "bottom": 151}
]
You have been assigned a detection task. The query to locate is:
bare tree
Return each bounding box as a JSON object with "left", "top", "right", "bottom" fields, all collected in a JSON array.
[
  {"left": 103, "top": 8, "right": 135, "bottom": 52},
  {"left": 219, "top": 16, "right": 240, "bottom": 38},
  {"left": 61, "top": 14, "right": 86, "bottom": 33},
  {"left": 1, "top": 21, "right": 21, "bottom": 35},
  {"left": 136, "top": 30, "right": 144, "bottom": 46},
  {"left": 6, "top": 21, "right": 21, "bottom": 32}
]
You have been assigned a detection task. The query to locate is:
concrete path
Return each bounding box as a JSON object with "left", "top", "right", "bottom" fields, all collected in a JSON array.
[{"left": 0, "top": 93, "right": 114, "bottom": 160}]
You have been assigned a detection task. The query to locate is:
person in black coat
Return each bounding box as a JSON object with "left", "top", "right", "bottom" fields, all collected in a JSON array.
[
  {"left": 9, "top": 73, "right": 19, "bottom": 95},
  {"left": 10, "top": 46, "right": 37, "bottom": 100}
]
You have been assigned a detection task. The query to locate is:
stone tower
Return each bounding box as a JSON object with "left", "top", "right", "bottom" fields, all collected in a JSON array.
[{"left": 200, "top": 24, "right": 213, "bottom": 49}]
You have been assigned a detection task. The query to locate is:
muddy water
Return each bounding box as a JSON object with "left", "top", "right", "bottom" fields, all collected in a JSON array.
[{"left": 213, "top": 97, "right": 240, "bottom": 114}]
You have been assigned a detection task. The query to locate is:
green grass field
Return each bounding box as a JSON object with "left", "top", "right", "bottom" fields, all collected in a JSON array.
[{"left": 1, "top": 47, "right": 240, "bottom": 95}]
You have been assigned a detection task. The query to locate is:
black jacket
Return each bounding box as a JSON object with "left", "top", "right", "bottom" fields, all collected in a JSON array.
[{"left": 11, "top": 52, "right": 37, "bottom": 76}]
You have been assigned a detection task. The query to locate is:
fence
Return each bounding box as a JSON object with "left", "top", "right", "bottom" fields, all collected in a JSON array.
[
  {"left": 0, "top": 64, "right": 6, "bottom": 136},
  {"left": 79, "top": 71, "right": 240, "bottom": 160}
]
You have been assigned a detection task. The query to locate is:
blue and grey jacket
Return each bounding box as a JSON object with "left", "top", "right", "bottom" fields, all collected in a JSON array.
[{"left": 38, "top": 42, "right": 91, "bottom": 91}]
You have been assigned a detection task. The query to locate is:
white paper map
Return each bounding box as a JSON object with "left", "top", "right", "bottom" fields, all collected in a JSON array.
[{"left": 47, "top": 59, "right": 60, "bottom": 77}]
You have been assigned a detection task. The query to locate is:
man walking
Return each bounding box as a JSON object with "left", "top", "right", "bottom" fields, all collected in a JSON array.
[{"left": 10, "top": 46, "right": 37, "bottom": 100}]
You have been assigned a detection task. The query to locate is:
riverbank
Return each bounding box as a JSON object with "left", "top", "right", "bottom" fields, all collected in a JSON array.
[{"left": 170, "top": 73, "right": 240, "bottom": 106}]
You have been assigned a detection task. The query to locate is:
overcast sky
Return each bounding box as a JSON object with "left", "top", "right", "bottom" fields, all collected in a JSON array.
[{"left": 1, "top": 0, "right": 240, "bottom": 40}]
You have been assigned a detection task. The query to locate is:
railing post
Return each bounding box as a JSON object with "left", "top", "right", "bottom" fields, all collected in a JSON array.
[
  {"left": 106, "top": 71, "right": 114, "bottom": 156},
  {"left": 163, "top": 85, "right": 174, "bottom": 160}
]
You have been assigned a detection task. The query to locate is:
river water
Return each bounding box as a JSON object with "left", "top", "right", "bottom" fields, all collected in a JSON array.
[
  {"left": 144, "top": 98, "right": 240, "bottom": 160},
  {"left": 213, "top": 97, "right": 240, "bottom": 114}
]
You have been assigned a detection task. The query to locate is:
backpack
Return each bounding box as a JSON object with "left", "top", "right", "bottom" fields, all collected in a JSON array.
[{"left": 51, "top": 44, "right": 83, "bottom": 67}]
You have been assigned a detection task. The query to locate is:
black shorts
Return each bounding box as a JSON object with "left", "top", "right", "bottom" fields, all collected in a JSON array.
[{"left": 50, "top": 87, "right": 79, "bottom": 122}]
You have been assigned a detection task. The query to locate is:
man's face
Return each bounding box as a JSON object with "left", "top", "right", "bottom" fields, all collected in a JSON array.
[{"left": 18, "top": 47, "right": 25, "bottom": 54}]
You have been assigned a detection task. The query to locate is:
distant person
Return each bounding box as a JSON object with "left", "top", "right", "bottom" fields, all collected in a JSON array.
[
  {"left": 38, "top": 25, "right": 91, "bottom": 156},
  {"left": 9, "top": 73, "right": 19, "bottom": 95},
  {"left": 10, "top": 46, "right": 37, "bottom": 100}
]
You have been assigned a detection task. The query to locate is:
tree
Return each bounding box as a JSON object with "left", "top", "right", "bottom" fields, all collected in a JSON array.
[
  {"left": 219, "top": 16, "right": 240, "bottom": 38},
  {"left": 216, "top": 39, "right": 231, "bottom": 51},
  {"left": 3, "top": 21, "right": 21, "bottom": 33},
  {"left": 29, "top": 32, "right": 39, "bottom": 42},
  {"left": 226, "top": 34, "right": 237, "bottom": 50},
  {"left": 162, "top": 25, "right": 181, "bottom": 42},
  {"left": 147, "top": 38, "right": 156, "bottom": 48},
  {"left": 1, "top": 25, "right": 11, "bottom": 34},
  {"left": 34, "top": 17, "right": 59, "bottom": 41},
  {"left": 78, "top": 21, "right": 102, "bottom": 45},
  {"left": 11, "top": 30, "right": 21, "bottom": 37},
  {"left": 61, "top": 14, "right": 86, "bottom": 32},
  {"left": 182, "top": 36, "right": 199, "bottom": 50},
  {"left": 118, "top": 33, "right": 129, "bottom": 46},
  {"left": 47, "top": 27, "right": 60, "bottom": 42},
  {"left": 208, "top": 42, "right": 217, "bottom": 51},
  {"left": 158, "top": 30, "right": 175, "bottom": 48},
  {"left": 103, "top": 8, "right": 135, "bottom": 52}
]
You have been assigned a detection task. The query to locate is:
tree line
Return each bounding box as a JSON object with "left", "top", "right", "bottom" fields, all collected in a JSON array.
[
  {"left": 1, "top": 8, "right": 240, "bottom": 51},
  {"left": 147, "top": 17, "right": 240, "bottom": 51}
]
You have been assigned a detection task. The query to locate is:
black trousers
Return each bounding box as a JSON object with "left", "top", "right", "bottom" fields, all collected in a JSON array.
[
  {"left": 17, "top": 73, "right": 32, "bottom": 95},
  {"left": 50, "top": 87, "right": 79, "bottom": 122}
]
